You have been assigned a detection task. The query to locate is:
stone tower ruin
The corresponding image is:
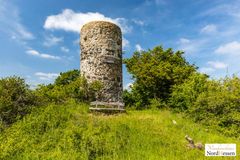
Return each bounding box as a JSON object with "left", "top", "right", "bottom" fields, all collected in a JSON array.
[{"left": 80, "top": 21, "right": 123, "bottom": 107}]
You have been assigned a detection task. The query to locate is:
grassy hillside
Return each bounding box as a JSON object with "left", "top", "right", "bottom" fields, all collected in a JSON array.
[{"left": 0, "top": 102, "right": 239, "bottom": 160}]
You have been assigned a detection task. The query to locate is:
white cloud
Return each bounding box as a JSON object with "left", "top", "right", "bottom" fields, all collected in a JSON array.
[
  {"left": 61, "top": 46, "right": 70, "bottom": 53},
  {"left": 207, "top": 61, "right": 228, "bottom": 69},
  {"left": 35, "top": 72, "right": 59, "bottom": 81},
  {"left": 26, "top": 49, "right": 61, "bottom": 60},
  {"left": 215, "top": 41, "right": 240, "bottom": 55},
  {"left": 43, "top": 35, "right": 63, "bottom": 47},
  {"left": 132, "top": 19, "right": 145, "bottom": 26},
  {"left": 0, "top": 1, "right": 34, "bottom": 41},
  {"left": 199, "top": 67, "right": 215, "bottom": 74},
  {"left": 200, "top": 24, "right": 217, "bottom": 34},
  {"left": 44, "top": 9, "right": 131, "bottom": 34},
  {"left": 177, "top": 38, "right": 206, "bottom": 54},
  {"left": 122, "top": 37, "right": 130, "bottom": 49},
  {"left": 15, "top": 24, "right": 34, "bottom": 40},
  {"left": 211, "top": 41, "right": 240, "bottom": 78},
  {"left": 135, "top": 44, "right": 143, "bottom": 51},
  {"left": 178, "top": 38, "right": 195, "bottom": 53},
  {"left": 199, "top": 61, "right": 228, "bottom": 76}
]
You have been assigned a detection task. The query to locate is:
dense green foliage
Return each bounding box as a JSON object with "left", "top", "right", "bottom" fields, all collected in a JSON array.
[
  {"left": 0, "top": 70, "right": 102, "bottom": 125},
  {"left": 124, "top": 46, "right": 196, "bottom": 108},
  {"left": 55, "top": 69, "right": 80, "bottom": 86},
  {"left": 170, "top": 75, "right": 240, "bottom": 138},
  {"left": 169, "top": 73, "right": 209, "bottom": 111},
  {"left": 35, "top": 69, "right": 102, "bottom": 105},
  {"left": 0, "top": 77, "right": 36, "bottom": 125},
  {"left": 0, "top": 103, "right": 238, "bottom": 159}
]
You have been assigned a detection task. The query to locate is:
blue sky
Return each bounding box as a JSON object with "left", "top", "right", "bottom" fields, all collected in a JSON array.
[{"left": 1, "top": 0, "right": 240, "bottom": 88}]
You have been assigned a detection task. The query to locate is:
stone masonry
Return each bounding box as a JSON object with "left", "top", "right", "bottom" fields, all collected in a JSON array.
[{"left": 80, "top": 21, "right": 123, "bottom": 105}]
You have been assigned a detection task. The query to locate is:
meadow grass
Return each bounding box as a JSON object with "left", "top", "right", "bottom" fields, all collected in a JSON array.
[{"left": 0, "top": 103, "right": 239, "bottom": 159}]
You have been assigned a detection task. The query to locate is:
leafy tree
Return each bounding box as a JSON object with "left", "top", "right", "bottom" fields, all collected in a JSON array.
[
  {"left": 124, "top": 46, "right": 197, "bottom": 108},
  {"left": 55, "top": 69, "right": 80, "bottom": 86},
  {"left": 34, "top": 70, "right": 103, "bottom": 104},
  {"left": 0, "top": 76, "right": 35, "bottom": 124}
]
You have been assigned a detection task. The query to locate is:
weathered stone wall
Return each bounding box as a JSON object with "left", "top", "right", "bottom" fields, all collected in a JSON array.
[{"left": 80, "top": 21, "right": 123, "bottom": 103}]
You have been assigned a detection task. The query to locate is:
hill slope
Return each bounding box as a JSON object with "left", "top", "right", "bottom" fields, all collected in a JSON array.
[{"left": 0, "top": 103, "right": 239, "bottom": 160}]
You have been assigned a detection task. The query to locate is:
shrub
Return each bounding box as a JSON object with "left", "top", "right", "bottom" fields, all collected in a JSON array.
[
  {"left": 124, "top": 46, "right": 196, "bottom": 108},
  {"left": 123, "top": 90, "right": 136, "bottom": 108},
  {"left": 0, "top": 70, "right": 103, "bottom": 125},
  {"left": 148, "top": 98, "right": 167, "bottom": 110},
  {"left": 0, "top": 76, "right": 36, "bottom": 125},
  {"left": 169, "top": 72, "right": 209, "bottom": 111},
  {"left": 55, "top": 69, "right": 80, "bottom": 86},
  {"left": 189, "top": 76, "right": 240, "bottom": 137},
  {"left": 34, "top": 70, "right": 103, "bottom": 104},
  {"left": 170, "top": 74, "right": 240, "bottom": 137}
]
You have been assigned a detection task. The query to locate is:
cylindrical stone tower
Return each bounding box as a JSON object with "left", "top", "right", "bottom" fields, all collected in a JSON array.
[{"left": 80, "top": 21, "right": 123, "bottom": 105}]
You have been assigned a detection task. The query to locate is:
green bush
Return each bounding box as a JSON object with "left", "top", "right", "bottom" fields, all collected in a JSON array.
[
  {"left": 0, "top": 76, "right": 36, "bottom": 125},
  {"left": 124, "top": 46, "right": 196, "bottom": 108},
  {"left": 0, "top": 70, "right": 103, "bottom": 125},
  {"left": 148, "top": 98, "right": 167, "bottom": 110},
  {"left": 55, "top": 69, "right": 80, "bottom": 86},
  {"left": 34, "top": 70, "right": 103, "bottom": 104},
  {"left": 169, "top": 72, "right": 209, "bottom": 111},
  {"left": 189, "top": 76, "right": 240, "bottom": 137},
  {"left": 123, "top": 90, "right": 136, "bottom": 108},
  {"left": 170, "top": 74, "right": 240, "bottom": 137}
]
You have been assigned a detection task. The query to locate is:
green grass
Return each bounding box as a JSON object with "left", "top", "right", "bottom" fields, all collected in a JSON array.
[{"left": 0, "top": 102, "right": 239, "bottom": 160}]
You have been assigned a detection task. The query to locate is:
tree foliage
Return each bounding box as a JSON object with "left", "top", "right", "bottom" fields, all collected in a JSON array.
[
  {"left": 0, "top": 76, "right": 36, "bottom": 124},
  {"left": 55, "top": 69, "right": 80, "bottom": 86},
  {"left": 0, "top": 70, "right": 103, "bottom": 125},
  {"left": 35, "top": 70, "right": 103, "bottom": 105},
  {"left": 124, "top": 46, "right": 196, "bottom": 108},
  {"left": 170, "top": 74, "right": 240, "bottom": 137},
  {"left": 189, "top": 76, "right": 240, "bottom": 137},
  {"left": 169, "top": 72, "right": 209, "bottom": 111}
]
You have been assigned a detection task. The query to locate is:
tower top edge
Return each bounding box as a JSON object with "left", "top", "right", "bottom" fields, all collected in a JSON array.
[{"left": 80, "top": 21, "right": 121, "bottom": 33}]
